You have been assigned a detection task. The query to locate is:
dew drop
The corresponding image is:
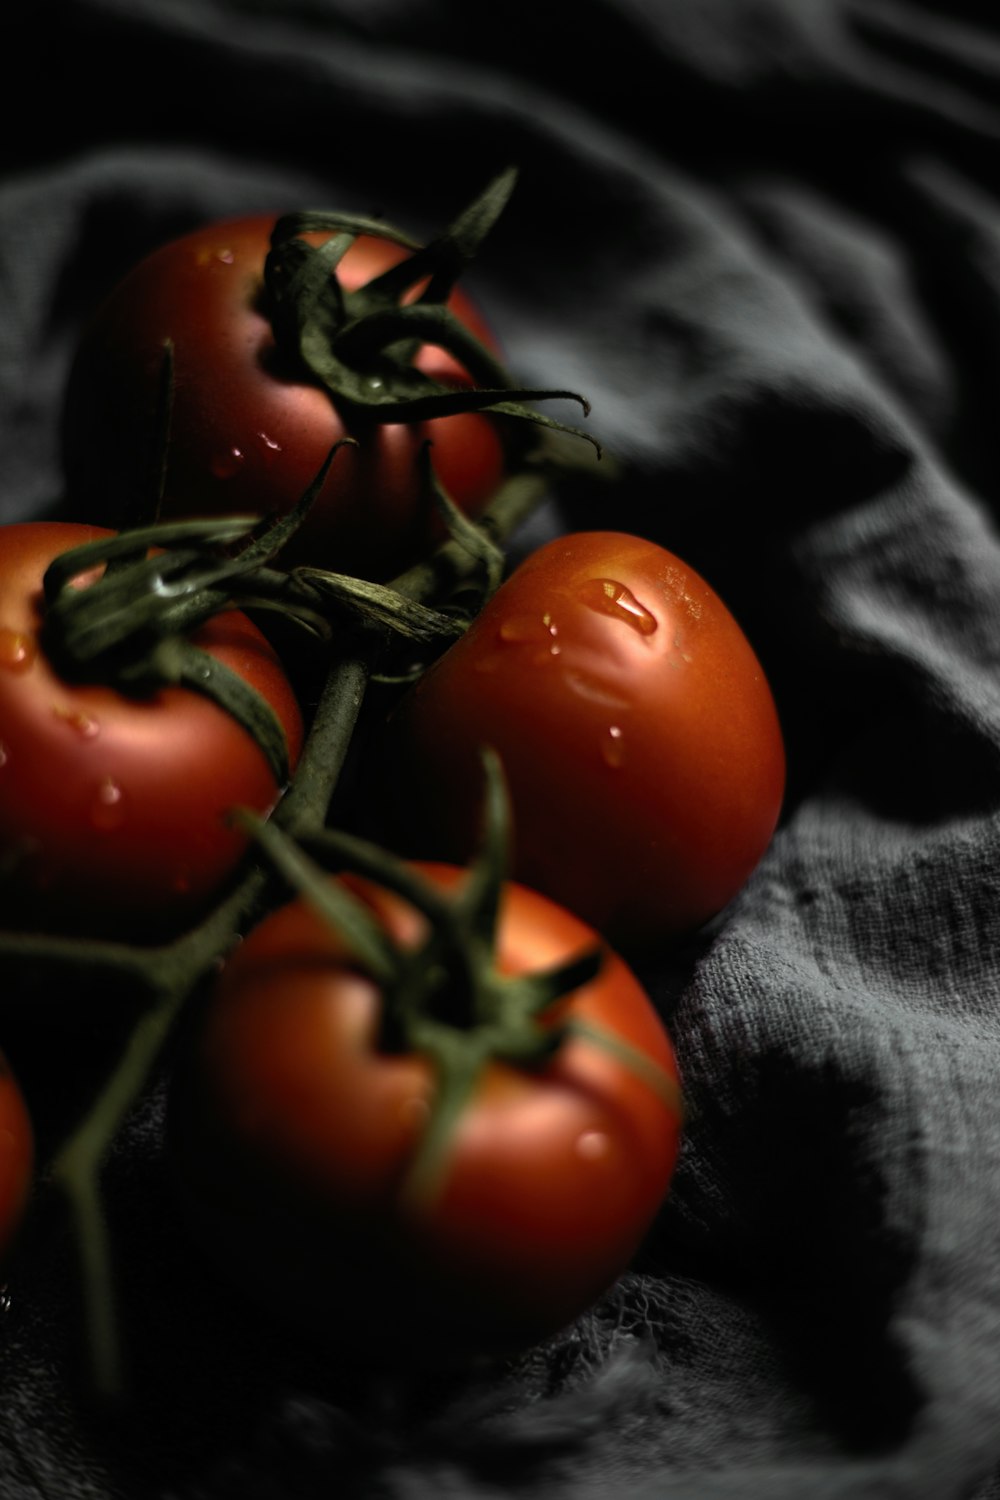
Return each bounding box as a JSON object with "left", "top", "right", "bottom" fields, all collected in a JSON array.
[
  {"left": 53, "top": 706, "right": 100, "bottom": 740},
  {"left": 497, "top": 614, "right": 561, "bottom": 658},
  {"left": 601, "top": 725, "right": 626, "bottom": 768},
  {"left": 476, "top": 613, "right": 564, "bottom": 671},
  {"left": 90, "top": 778, "right": 126, "bottom": 832},
  {"left": 0, "top": 630, "right": 36, "bottom": 673},
  {"left": 197, "top": 245, "right": 235, "bottom": 267},
  {"left": 575, "top": 1130, "right": 611, "bottom": 1162},
  {"left": 580, "top": 578, "right": 658, "bottom": 636},
  {"left": 210, "top": 446, "right": 245, "bottom": 479},
  {"left": 257, "top": 430, "right": 282, "bottom": 454}
]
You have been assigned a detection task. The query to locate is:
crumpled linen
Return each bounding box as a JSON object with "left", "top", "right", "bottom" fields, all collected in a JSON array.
[{"left": 6, "top": 0, "right": 1000, "bottom": 1495}]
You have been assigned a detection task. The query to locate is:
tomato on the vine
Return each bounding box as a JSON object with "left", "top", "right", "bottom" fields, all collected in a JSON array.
[
  {"left": 381, "top": 531, "right": 785, "bottom": 950},
  {"left": 170, "top": 863, "right": 682, "bottom": 1362},
  {"left": 0, "top": 1050, "right": 32, "bottom": 1261},
  {"left": 61, "top": 215, "right": 507, "bottom": 581},
  {"left": 0, "top": 522, "right": 303, "bottom": 939}
]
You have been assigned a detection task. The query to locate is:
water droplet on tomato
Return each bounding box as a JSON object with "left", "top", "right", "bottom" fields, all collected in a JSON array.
[
  {"left": 497, "top": 613, "right": 561, "bottom": 657},
  {"left": 580, "top": 578, "right": 658, "bottom": 636},
  {"left": 475, "top": 614, "right": 563, "bottom": 672},
  {"left": 90, "top": 778, "right": 125, "bottom": 831},
  {"left": 601, "top": 725, "right": 626, "bottom": 768},
  {"left": 211, "top": 446, "right": 245, "bottom": 480},
  {"left": 53, "top": 706, "right": 100, "bottom": 739},
  {"left": 196, "top": 246, "right": 236, "bottom": 268},
  {"left": 0, "top": 630, "right": 36, "bottom": 673},
  {"left": 575, "top": 1130, "right": 611, "bottom": 1162},
  {"left": 257, "top": 430, "right": 282, "bottom": 456}
]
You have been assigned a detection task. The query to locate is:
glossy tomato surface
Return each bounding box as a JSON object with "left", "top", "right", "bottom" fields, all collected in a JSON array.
[
  {"left": 0, "top": 1050, "right": 32, "bottom": 1261},
  {"left": 383, "top": 531, "right": 785, "bottom": 950},
  {"left": 62, "top": 216, "right": 506, "bottom": 580},
  {"left": 170, "top": 864, "right": 682, "bottom": 1362},
  {"left": 0, "top": 523, "right": 303, "bottom": 938}
]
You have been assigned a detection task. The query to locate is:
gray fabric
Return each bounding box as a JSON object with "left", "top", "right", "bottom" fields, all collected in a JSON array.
[{"left": 5, "top": 0, "right": 1000, "bottom": 1494}]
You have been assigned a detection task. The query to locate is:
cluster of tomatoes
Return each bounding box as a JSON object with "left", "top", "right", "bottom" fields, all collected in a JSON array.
[{"left": 0, "top": 179, "right": 784, "bottom": 1371}]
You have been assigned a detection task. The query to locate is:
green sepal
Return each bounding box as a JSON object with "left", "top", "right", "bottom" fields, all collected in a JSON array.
[
  {"left": 293, "top": 569, "right": 466, "bottom": 647},
  {"left": 260, "top": 169, "right": 600, "bottom": 454},
  {"left": 269, "top": 210, "right": 421, "bottom": 255},
  {"left": 43, "top": 516, "right": 260, "bottom": 604},
  {"left": 231, "top": 809, "right": 400, "bottom": 983},
  {"left": 150, "top": 640, "right": 292, "bottom": 788},
  {"left": 567, "top": 1018, "right": 684, "bottom": 1113},
  {"left": 364, "top": 167, "right": 519, "bottom": 310}
]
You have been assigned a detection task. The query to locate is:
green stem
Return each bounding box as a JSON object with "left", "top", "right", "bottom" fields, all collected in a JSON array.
[
  {"left": 399, "top": 1034, "right": 488, "bottom": 1211},
  {"left": 44, "top": 870, "right": 276, "bottom": 1398},
  {"left": 43, "top": 648, "right": 373, "bottom": 1395},
  {"left": 49, "top": 981, "right": 188, "bottom": 1400},
  {"left": 0, "top": 933, "right": 162, "bottom": 1014},
  {"left": 276, "top": 654, "right": 371, "bottom": 838}
]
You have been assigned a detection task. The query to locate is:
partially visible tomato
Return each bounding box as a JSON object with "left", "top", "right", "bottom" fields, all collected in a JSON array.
[
  {"left": 170, "top": 863, "right": 681, "bottom": 1362},
  {"left": 380, "top": 531, "right": 785, "bottom": 950},
  {"left": 61, "top": 215, "right": 507, "bottom": 581},
  {"left": 0, "top": 523, "right": 303, "bottom": 939},
  {"left": 0, "top": 1050, "right": 32, "bottom": 1261}
]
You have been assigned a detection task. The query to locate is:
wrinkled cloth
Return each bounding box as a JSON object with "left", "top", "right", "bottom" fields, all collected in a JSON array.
[{"left": 7, "top": 0, "right": 1000, "bottom": 1495}]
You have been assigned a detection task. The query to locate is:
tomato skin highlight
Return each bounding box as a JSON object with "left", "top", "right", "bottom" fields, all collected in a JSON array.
[
  {"left": 0, "top": 1050, "right": 32, "bottom": 1261},
  {"left": 170, "top": 865, "right": 682, "bottom": 1362},
  {"left": 382, "top": 531, "right": 786, "bottom": 950},
  {"left": 61, "top": 216, "right": 506, "bottom": 581},
  {"left": 0, "top": 522, "right": 303, "bottom": 939}
]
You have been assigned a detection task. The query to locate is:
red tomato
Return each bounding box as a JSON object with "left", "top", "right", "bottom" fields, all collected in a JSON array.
[
  {"left": 381, "top": 531, "right": 785, "bottom": 950},
  {"left": 0, "top": 522, "right": 303, "bottom": 939},
  {"left": 170, "top": 864, "right": 681, "bottom": 1362},
  {"left": 0, "top": 1050, "right": 32, "bottom": 1261},
  {"left": 61, "top": 216, "right": 506, "bottom": 580}
]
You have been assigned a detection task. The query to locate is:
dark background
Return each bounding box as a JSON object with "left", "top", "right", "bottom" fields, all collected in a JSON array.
[{"left": 6, "top": 1, "right": 1000, "bottom": 1496}]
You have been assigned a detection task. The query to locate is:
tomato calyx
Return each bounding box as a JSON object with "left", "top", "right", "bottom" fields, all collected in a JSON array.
[
  {"left": 263, "top": 168, "right": 601, "bottom": 457},
  {"left": 39, "top": 501, "right": 332, "bottom": 786},
  {"left": 234, "top": 750, "right": 608, "bottom": 1204}
]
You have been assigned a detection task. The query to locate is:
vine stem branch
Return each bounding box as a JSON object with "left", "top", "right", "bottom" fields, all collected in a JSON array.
[
  {"left": 49, "top": 982, "right": 188, "bottom": 1400},
  {"left": 35, "top": 452, "right": 557, "bottom": 1400}
]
